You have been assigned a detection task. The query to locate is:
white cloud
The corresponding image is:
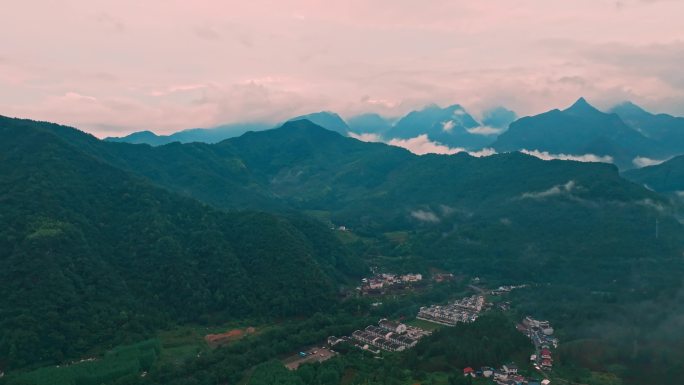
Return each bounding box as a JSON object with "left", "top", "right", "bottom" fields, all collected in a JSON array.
[
  {"left": 520, "top": 180, "right": 577, "bottom": 200},
  {"left": 453, "top": 109, "right": 466, "bottom": 116},
  {"left": 466, "top": 125, "right": 505, "bottom": 136},
  {"left": 468, "top": 147, "right": 498, "bottom": 157},
  {"left": 388, "top": 134, "right": 497, "bottom": 157},
  {"left": 637, "top": 198, "right": 665, "bottom": 212},
  {"left": 411, "top": 209, "right": 440, "bottom": 223},
  {"left": 441, "top": 120, "right": 455, "bottom": 132},
  {"left": 521, "top": 149, "right": 614, "bottom": 163},
  {"left": 632, "top": 156, "right": 668, "bottom": 168},
  {"left": 348, "top": 131, "right": 383, "bottom": 142},
  {"left": 389, "top": 134, "right": 461, "bottom": 155}
]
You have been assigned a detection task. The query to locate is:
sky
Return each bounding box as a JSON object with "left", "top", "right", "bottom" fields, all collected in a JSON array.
[{"left": 1, "top": 0, "right": 684, "bottom": 137}]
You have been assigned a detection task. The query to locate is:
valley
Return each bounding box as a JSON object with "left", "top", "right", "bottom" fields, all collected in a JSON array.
[
  {"left": 0, "top": 115, "right": 683, "bottom": 385},
  {"left": 3, "top": 2, "right": 684, "bottom": 384}
]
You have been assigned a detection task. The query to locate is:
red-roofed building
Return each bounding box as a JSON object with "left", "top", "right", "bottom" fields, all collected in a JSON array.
[{"left": 463, "top": 367, "right": 475, "bottom": 377}]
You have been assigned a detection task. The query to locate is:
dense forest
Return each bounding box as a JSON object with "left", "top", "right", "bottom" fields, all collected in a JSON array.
[
  {"left": 0, "top": 118, "right": 364, "bottom": 370},
  {"left": 1, "top": 115, "right": 683, "bottom": 384}
]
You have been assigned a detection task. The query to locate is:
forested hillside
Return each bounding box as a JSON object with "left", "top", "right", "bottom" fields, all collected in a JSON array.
[
  {"left": 493, "top": 98, "right": 658, "bottom": 168},
  {"left": 0, "top": 117, "right": 363, "bottom": 370},
  {"left": 1, "top": 115, "right": 683, "bottom": 384},
  {"left": 623, "top": 154, "right": 684, "bottom": 192}
]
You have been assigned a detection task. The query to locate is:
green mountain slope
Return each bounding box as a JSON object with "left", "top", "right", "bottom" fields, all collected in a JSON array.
[
  {"left": 493, "top": 98, "right": 658, "bottom": 168},
  {"left": 0, "top": 117, "right": 361, "bottom": 370},
  {"left": 2, "top": 115, "right": 683, "bottom": 384},
  {"left": 38, "top": 116, "right": 681, "bottom": 289},
  {"left": 5, "top": 117, "right": 280, "bottom": 210},
  {"left": 611, "top": 101, "right": 684, "bottom": 156},
  {"left": 623, "top": 154, "right": 684, "bottom": 192}
]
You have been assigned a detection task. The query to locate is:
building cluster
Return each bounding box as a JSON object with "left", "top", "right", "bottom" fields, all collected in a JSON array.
[
  {"left": 328, "top": 319, "right": 430, "bottom": 353},
  {"left": 417, "top": 295, "right": 485, "bottom": 326},
  {"left": 463, "top": 363, "right": 550, "bottom": 385},
  {"left": 359, "top": 273, "right": 423, "bottom": 295},
  {"left": 518, "top": 316, "right": 559, "bottom": 371}
]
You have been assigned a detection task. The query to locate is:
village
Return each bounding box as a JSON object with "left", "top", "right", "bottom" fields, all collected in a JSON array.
[
  {"left": 458, "top": 315, "right": 559, "bottom": 384},
  {"left": 328, "top": 318, "right": 432, "bottom": 354},
  {"left": 284, "top": 279, "right": 560, "bottom": 385},
  {"left": 416, "top": 292, "right": 557, "bottom": 385},
  {"left": 457, "top": 314, "right": 560, "bottom": 384},
  {"left": 518, "top": 316, "right": 559, "bottom": 371},
  {"left": 417, "top": 294, "right": 486, "bottom": 326},
  {"left": 358, "top": 272, "right": 425, "bottom": 295},
  {"left": 333, "top": 291, "right": 490, "bottom": 355},
  {"left": 461, "top": 363, "right": 551, "bottom": 385}
]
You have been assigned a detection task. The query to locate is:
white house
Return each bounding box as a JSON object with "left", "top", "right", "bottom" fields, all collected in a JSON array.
[
  {"left": 502, "top": 363, "right": 518, "bottom": 375},
  {"left": 379, "top": 319, "right": 407, "bottom": 334}
]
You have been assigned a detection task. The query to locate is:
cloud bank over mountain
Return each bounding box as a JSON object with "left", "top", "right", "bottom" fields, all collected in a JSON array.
[
  {"left": 521, "top": 149, "right": 614, "bottom": 164},
  {"left": 382, "top": 134, "right": 494, "bottom": 157},
  {"left": 632, "top": 156, "right": 668, "bottom": 168}
]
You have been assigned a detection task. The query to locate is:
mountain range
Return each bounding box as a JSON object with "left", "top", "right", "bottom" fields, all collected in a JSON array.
[
  {"left": 493, "top": 98, "right": 657, "bottom": 168},
  {"left": 105, "top": 99, "right": 684, "bottom": 171},
  {"left": 105, "top": 104, "right": 512, "bottom": 150},
  {"left": 385, "top": 103, "right": 493, "bottom": 149},
  {"left": 610, "top": 101, "right": 684, "bottom": 154},
  {"left": 2, "top": 114, "right": 684, "bottom": 384},
  {"left": 105, "top": 122, "right": 272, "bottom": 146},
  {"left": 494, "top": 98, "right": 684, "bottom": 169}
]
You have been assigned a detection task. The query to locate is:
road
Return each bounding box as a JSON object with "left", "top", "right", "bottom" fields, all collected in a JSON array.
[
  {"left": 283, "top": 347, "right": 336, "bottom": 370},
  {"left": 468, "top": 284, "right": 485, "bottom": 294}
]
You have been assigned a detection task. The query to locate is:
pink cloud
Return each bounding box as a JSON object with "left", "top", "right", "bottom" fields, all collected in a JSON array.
[
  {"left": 348, "top": 132, "right": 383, "bottom": 142},
  {"left": 388, "top": 135, "right": 459, "bottom": 155},
  {"left": 388, "top": 134, "right": 496, "bottom": 157},
  {"left": 1, "top": 0, "right": 683, "bottom": 136}
]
